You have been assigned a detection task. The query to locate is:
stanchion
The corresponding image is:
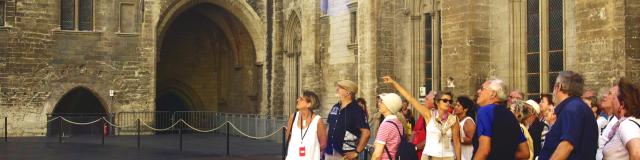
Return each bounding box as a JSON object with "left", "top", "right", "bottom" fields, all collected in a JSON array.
[
  {"left": 59, "top": 117, "right": 63, "bottom": 143},
  {"left": 101, "top": 121, "right": 105, "bottom": 145},
  {"left": 226, "top": 122, "right": 230, "bottom": 156},
  {"left": 179, "top": 121, "right": 183, "bottom": 151},
  {"left": 4, "top": 117, "right": 7, "bottom": 142},
  {"left": 281, "top": 126, "right": 286, "bottom": 160},
  {"left": 137, "top": 119, "right": 141, "bottom": 150}
]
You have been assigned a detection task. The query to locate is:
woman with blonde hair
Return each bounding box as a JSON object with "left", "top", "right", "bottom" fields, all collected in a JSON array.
[{"left": 285, "top": 91, "right": 327, "bottom": 160}]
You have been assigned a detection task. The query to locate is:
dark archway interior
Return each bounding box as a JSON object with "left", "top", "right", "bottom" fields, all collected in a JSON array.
[
  {"left": 48, "top": 87, "right": 107, "bottom": 136},
  {"left": 156, "top": 92, "right": 190, "bottom": 112},
  {"left": 157, "top": 4, "right": 260, "bottom": 114}
]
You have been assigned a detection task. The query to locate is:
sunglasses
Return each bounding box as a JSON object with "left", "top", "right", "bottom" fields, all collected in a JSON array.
[{"left": 439, "top": 99, "right": 453, "bottom": 104}]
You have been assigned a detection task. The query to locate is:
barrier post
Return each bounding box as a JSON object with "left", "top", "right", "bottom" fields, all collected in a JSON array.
[
  {"left": 59, "top": 117, "right": 63, "bottom": 143},
  {"left": 226, "top": 122, "right": 230, "bottom": 156},
  {"left": 137, "top": 119, "right": 140, "bottom": 150},
  {"left": 4, "top": 117, "right": 7, "bottom": 142},
  {"left": 179, "top": 120, "right": 183, "bottom": 151},
  {"left": 101, "top": 120, "right": 105, "bottom": 145}
]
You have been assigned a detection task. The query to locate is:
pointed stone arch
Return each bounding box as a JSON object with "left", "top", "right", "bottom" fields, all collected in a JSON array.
[{"left": 282, "top": 12, "right": 302, "bottom": 114}]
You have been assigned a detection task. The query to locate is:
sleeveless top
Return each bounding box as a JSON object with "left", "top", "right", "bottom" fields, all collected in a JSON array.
[
  {"left": 423, "top": 113, "right": 458, "bottom": 157},
  {"left": 286, "top": 112, "right": 322, "bottom": 160},
  {"left": 459, "top": 116, "right": 475, "bottom": 160}
]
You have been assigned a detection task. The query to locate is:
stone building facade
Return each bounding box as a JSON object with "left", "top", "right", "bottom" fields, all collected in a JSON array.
[{"left": 0, "top": 0, "right": 638, "bottom": 136}]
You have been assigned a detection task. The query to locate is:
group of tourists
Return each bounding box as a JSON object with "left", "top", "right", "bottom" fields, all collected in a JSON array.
[{"left": 284, "top": 70, "right": 640, "bottom": 160}]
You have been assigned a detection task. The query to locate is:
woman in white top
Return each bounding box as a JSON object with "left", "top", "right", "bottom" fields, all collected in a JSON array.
[
  {"left": 383, "top": 76, "right": 461, "bottom": 160},
  {"left": 602, "top": 78, "right": 640, "bottom": 160},
  {"left": 285, "top": 91, "right": 327, "bottom": 160},
  {"left": 453, "top": 96, "right": 476, "bottom": 160}
]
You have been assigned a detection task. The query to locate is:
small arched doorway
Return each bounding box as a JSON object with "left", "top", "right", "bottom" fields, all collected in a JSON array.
[{"left": 48, "top": 87, "right": 107, "bottom": 136}]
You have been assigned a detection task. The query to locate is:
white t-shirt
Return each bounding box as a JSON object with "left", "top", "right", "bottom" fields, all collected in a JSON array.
[
  {"left": 602, "top": 117, "right": 640, "bottom": 160},
  {"left": 597, "top": 116, "right": 619, "bottom": 160}
]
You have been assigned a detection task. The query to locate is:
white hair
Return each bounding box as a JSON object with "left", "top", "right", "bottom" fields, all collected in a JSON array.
[{"left": 486, "top": 79, "right": 507, "bottom": 101}]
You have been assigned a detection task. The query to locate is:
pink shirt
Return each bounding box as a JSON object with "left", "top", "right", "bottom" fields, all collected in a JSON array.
[{"left": 375, "top": 115, "right": 404, "bottom": 160}]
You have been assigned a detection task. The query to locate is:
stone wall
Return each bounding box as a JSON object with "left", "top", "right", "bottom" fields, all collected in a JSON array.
[
  {"left": 571, "top": 0, "right": 638, "bottom": 90},
  {"left": 0, "top": 0, "right": 265, "bottom": 136},
  {"left": 0, "top": 0, "right": 152, "bottom": 136},
  {"left": 440, "top": 0, "right": 492, "bottom": 97}
]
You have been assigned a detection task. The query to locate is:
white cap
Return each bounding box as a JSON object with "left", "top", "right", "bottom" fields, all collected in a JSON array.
[
  {"left": 378, "top": 93, "right": 402, "bottom": 114},
  {"left": 526, "top": 99, "right": 541, "bottom": 114}
]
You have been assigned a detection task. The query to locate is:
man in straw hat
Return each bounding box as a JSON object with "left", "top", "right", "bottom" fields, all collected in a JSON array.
[{"left": 325, "top": 80, "right": 371, "bottom": 160}]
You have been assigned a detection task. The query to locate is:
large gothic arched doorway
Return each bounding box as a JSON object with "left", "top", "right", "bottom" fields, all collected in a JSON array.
[
  {"left": 48, "top": 87, "right": 107, "bottom": 136},
  {"left": 156, "top": 3, "right": 261, "bottom": 114}
]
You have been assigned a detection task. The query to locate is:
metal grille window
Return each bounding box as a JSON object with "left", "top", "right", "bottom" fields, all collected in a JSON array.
[
  {"left": 526, "top": 0, "right": 563, "bottom": 98},
  {"left": 78, "top": 0, "right": 93, "bottom": 31},
  {"left": 526, "top": 0, "right": 540, "bottom": 98},
  {"left": 60, "top": 0, "right": 75, "bottom": 30},
  {"left": 424, "top": 13, "right": 433, "bottom": 92},
  {"left": 61, "top": 0, "right": 93, "bottom": 31},
  {"left": 548, "top": 0, "right": 563, "bottom": 92},
  {"left": 0, "top": 1, "right": 5, "bottom": 26}
]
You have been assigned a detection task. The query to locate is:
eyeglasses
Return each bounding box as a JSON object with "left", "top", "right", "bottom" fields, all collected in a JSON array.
[
  {"left": 509, "top": 95, "right": 523, "bottom": 99},
  {"left": 439, "top": 99, "right": 453, "bottom": 104}
]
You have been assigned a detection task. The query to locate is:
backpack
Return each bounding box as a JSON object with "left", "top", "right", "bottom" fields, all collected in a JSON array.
[{"left": 383, "top": 121, "right": 418, "bottom": 160}]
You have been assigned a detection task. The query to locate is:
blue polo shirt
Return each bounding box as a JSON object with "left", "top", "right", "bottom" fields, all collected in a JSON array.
[
  {"left": 476, "top": 104, "right": 526, "bottom": 141},
  {"left": 473, "top": 103, "right": 527, "bottom": 159},
  {"left": 539, "top": 96, "right": 598, "bottom": 160},
  {"left": 325, "top": 100, "right": 369, "bottom": 155}
]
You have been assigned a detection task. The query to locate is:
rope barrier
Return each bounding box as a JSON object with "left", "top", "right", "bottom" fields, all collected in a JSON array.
[
  {"left": 47, "top": 116, "right": 61, "bottom": 123},
  {"left": 60, "top": 117, "right": 103, "bottom": 125},
  {"left": 228, "top": 122, "right": 285, "bottom": 140},
  {"left": 182, "top": 121, "right": 229, "bottom": 133},
  {"left": 101, "top": 117, "right": 136, "bottom": 128},
  {"left": 140, "top": 119, "right": 183, "bottom": 131},
  {"left": 45, "top": 116, "right": 285, "bottom": 140}
]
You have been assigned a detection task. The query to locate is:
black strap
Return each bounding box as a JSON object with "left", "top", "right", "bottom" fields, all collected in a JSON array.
[
  {"left": 385, "top": 121, "right": 405, "bottom": 137},
  {"left": 630, "top": 119, "right": 640, "bottom": 128},
  {"left": 384, "top": 145, "right": 393, "bottom": 160}
]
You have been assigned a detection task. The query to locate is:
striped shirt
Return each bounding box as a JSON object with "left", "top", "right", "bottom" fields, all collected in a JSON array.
[{"left": 375, "top": 115, "right": 403, "bottom": 160}]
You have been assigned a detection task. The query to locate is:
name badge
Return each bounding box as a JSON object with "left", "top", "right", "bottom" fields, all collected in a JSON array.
[
  {"left": 329, "top": 106, "right": 339, "bottom": 115},
  {"left": 299, "top": 146, "right": 306, "bottom": 157}
]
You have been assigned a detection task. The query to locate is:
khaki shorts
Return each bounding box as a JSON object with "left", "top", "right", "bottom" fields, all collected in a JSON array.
[
  {"left": 324, "top": 149, "right": 358, "bottom": 160},
  {"left": 420, "top": 155, "right": 454, "bottom": 160}
]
